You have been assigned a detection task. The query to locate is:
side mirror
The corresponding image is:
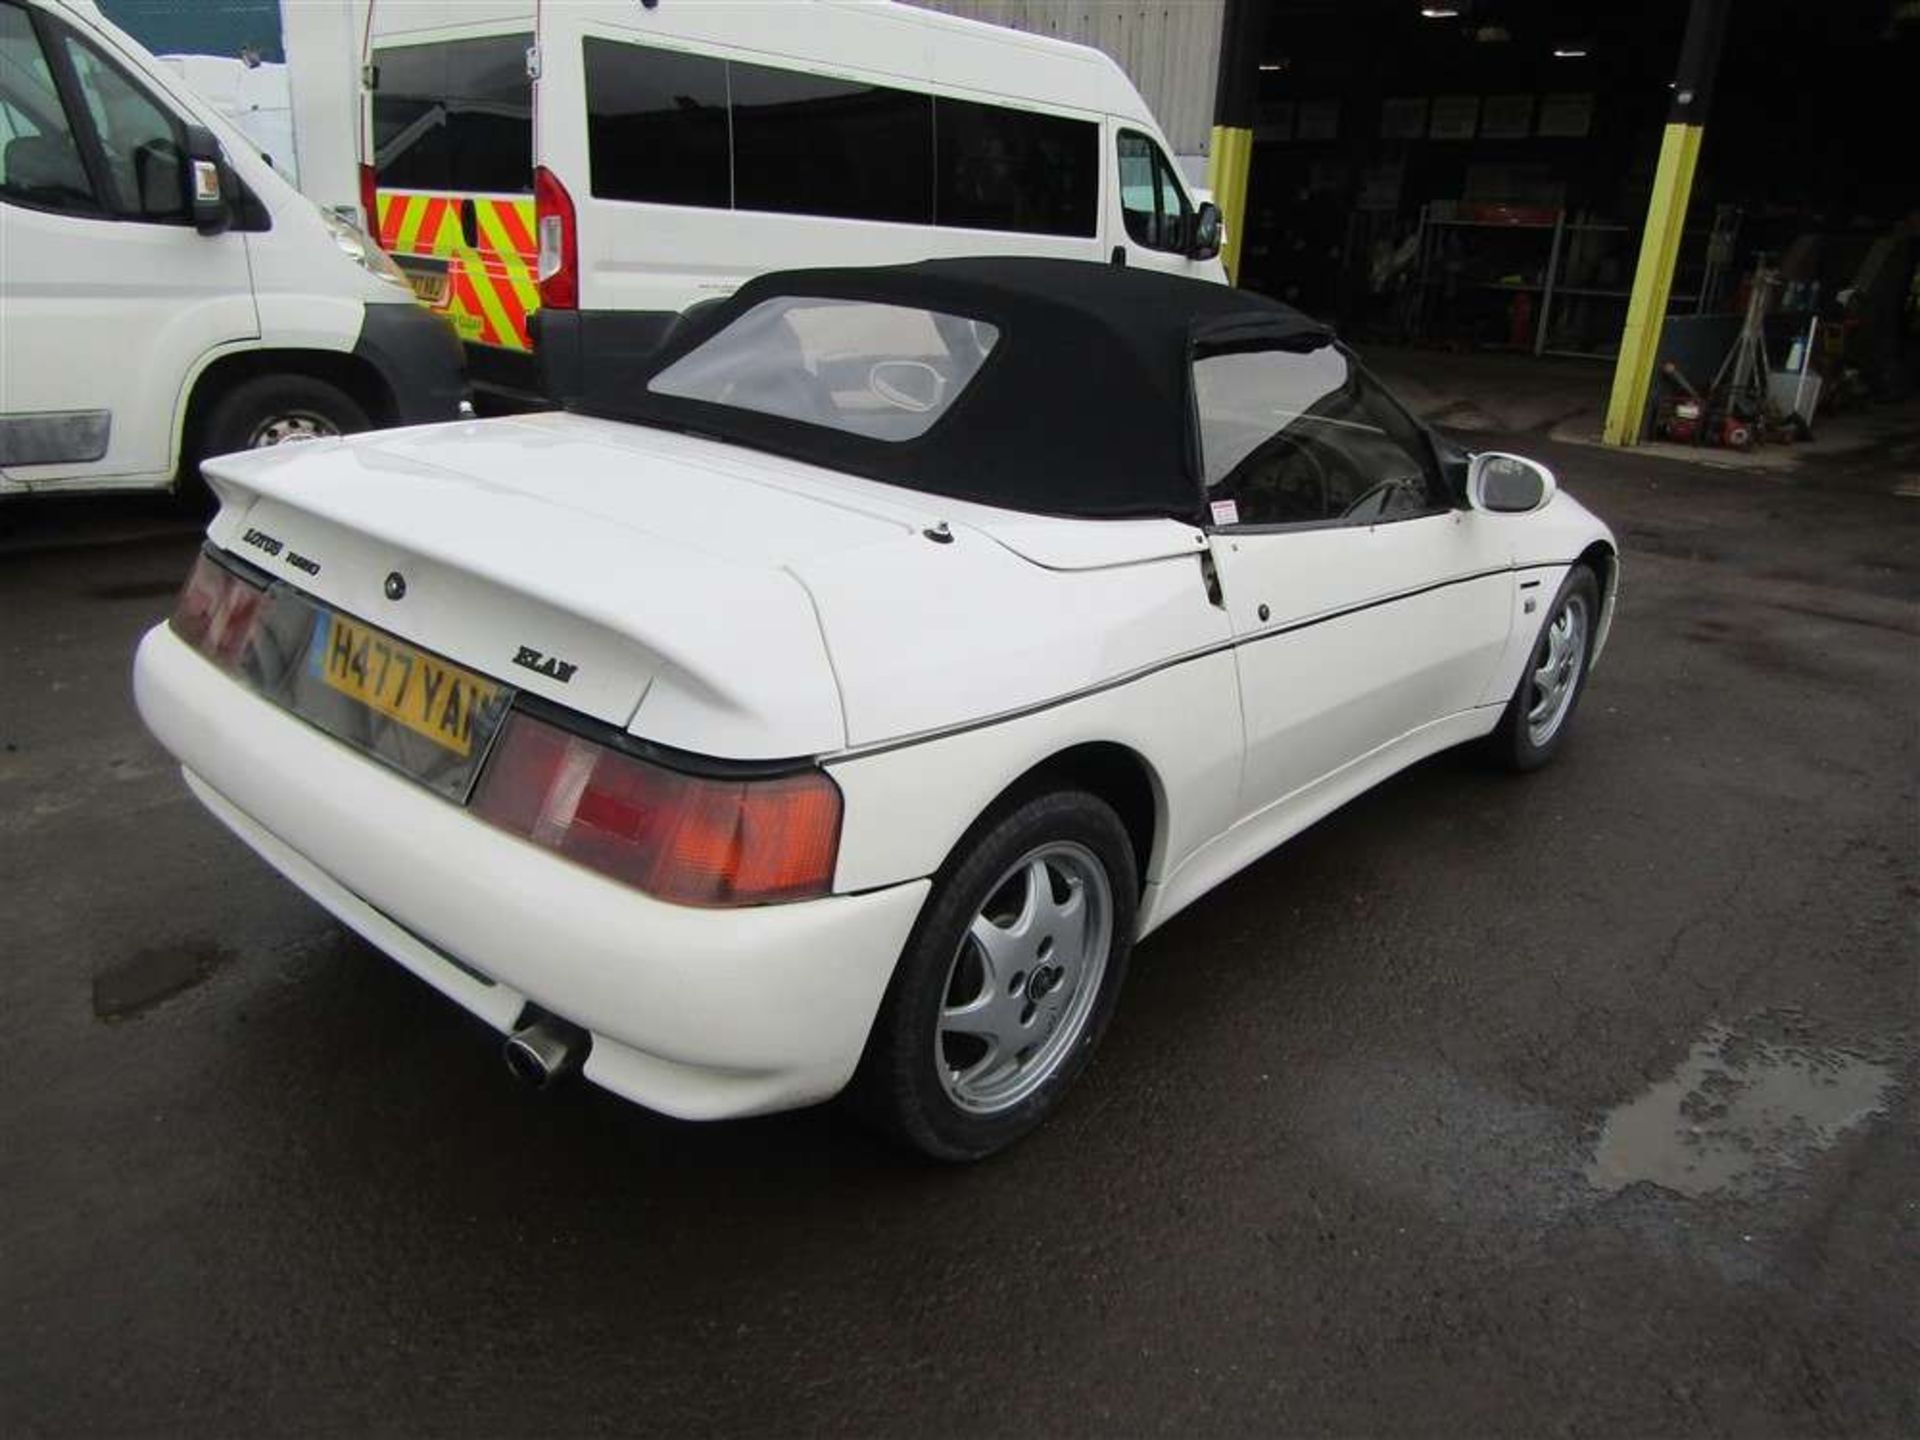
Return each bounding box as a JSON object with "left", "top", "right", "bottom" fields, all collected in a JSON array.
[
  {"left": 1467, "top": 451, "right": 1557, "bottom": 513},
  {"left": 184, "top": 124, "right": 230, "bottom": 236},
  {"left": 1190, "top": 201, "right": 1223, "bottom": 261}
]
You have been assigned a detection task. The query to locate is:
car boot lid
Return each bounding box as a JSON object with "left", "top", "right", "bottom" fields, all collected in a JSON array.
[{"left": 199, "top": 414, "right": 872, "bottom": 759}]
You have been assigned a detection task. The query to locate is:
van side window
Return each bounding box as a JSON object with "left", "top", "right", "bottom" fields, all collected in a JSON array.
[
  {"left": 731, "top": 62, "right": 932, "bottom": 225},
  {"left": 372, "top": 36, "right": 533, "bottom": 194},
  {"left": 54, "top": 26, "right": 189, "bottom": 222},
  {"left": 0, "top": 3, "right": 99, "bottom": 217},
  {"left": 1117, "top": 129, "right": 1191, "bottom": 254},
  {"left": 581, "top": 36, "right": 1098, "bottom": 240},
  {"left": 583, "top": 38, "right": 729, "bottom": 208},
  {"left": 934, "top": 97, "right": 1097, "bottom": 238}
]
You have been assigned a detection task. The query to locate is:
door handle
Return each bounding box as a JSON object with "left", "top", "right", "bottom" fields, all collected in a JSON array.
[{"left": 459, "top": 198, "right": 479, "bottom": 250}]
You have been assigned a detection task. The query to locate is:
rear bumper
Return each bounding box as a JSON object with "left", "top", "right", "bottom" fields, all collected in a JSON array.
[
  {"left": 463, "top": 343, "right": 546, "bottom": 413},
  {"left": 133, "top": 623, "right": 928, "bottom": 1120},
  {"left": 353, "top": 300, "right": 470, "bottom": 427}
]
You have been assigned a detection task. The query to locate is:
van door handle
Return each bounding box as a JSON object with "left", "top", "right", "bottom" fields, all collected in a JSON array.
[{"left": 459, "top": 198, "right": 479, "bottom": 249}]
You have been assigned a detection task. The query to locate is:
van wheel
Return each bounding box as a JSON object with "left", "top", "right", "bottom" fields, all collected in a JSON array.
[
  {"left": 849, "top": 790, "right": 1137, "bottom": 1162},
  {"left": 202, "top": 375, "right": 370, "bottom": 459}
]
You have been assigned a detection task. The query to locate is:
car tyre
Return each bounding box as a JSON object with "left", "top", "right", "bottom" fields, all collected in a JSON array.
[
  {"left": 202, "top": 374, "right": 371, "bottom": 460},
  {"left": 850, "top": 789, "right": 1138, "bottom": 1162},
  {"left": 1488, "top": 563, "right": 1600, "bottom": 771}
]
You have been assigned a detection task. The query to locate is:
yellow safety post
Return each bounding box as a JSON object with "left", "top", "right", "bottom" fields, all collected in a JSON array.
[
  {"left": 1604, "top": 0, "right": 1727, "bottom": 446},
  {"left": 1208, "top": 0, "right": 1263, "bottom": 287},
  {"left": 1604, "top": 124, "right": 1704, "bottom": 445},
  {"left": 1207, "top": 123, "right": 1254, "bottom": 285}
]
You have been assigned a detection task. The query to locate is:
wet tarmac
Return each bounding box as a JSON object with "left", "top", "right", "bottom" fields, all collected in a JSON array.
[
  {"left": 1, "top": 435, "right": 1915, "bottom": 1436},
  {"left": 1588, "top": 1015, "right": 1896, "bottom": 1199}
]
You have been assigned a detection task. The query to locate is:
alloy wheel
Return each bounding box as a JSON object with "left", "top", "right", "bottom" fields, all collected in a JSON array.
[
  {"left": 935, "top": 841, "right": 1113, "bottom": 1115},
  {"left": 1527, "top": 592, "right": 1590, "bottom": 747}
]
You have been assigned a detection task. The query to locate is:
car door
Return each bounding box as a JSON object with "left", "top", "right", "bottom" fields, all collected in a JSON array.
[
  {"left": 0, "top": 0, "right": 255, "bottom": 490},
  {"left": 1198, "top": 341, "right": 1515, "bottom": 820}
]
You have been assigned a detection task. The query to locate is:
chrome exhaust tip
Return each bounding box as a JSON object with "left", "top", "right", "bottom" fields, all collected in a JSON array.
[{"left": 503, "top": 1013, "right": 590, "bottom": 1090}]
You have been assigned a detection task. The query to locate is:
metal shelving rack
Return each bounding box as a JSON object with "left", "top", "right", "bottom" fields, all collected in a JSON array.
[{"left": 1412, "top": 206, "right": 1737, "bottom": 358}]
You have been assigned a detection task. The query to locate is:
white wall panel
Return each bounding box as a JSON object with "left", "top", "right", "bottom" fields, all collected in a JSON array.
[{"left": 898, "top": 0, "right": 1223, "bottom": 155}]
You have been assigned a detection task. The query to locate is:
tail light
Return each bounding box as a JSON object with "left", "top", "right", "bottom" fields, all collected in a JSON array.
[
  {"left": 471, "top": 711, "right": 842, "bottom": 907},
  {"left": 358, "top": 164, "right": 380, "bottom": 240},
  {"left": 533, "top": 165, "right": 577, "bottom": 310},
  {"left": 171, "top": 551, "right": 268, "bottom": 671}
]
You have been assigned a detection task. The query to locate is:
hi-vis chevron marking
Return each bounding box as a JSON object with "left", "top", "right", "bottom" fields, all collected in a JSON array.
[{"left": 376, "top": 190, "right": 539, "bottom": 353}]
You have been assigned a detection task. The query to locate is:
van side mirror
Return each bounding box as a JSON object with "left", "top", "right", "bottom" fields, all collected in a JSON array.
[
  {"left": 1467, "top": 451, "right": 1557, "bottom": 513},
  {"left": 1190, "top": 201, "right": 1223, "bottom": 261},
  {"left": 184, "top": 124, "right": 230, "bottom": 236}
]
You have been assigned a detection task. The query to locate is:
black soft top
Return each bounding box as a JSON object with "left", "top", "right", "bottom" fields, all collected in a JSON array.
[{"left": 588, "top": 257, "right": 1332, "bottom": 521}]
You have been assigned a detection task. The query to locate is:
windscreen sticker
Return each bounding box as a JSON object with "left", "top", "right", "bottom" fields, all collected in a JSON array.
[{"left": 1210, "top": 498, "right": 1240, "bottom": 527}]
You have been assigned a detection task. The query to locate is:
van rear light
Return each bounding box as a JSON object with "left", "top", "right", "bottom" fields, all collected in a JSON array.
[
  {"left": 471, "top": 711, "right": 842, "bottom": 907},
  {"left": 171, "top": 551, "right": 268, "bottom": 671},
  {"left": 533, "top": 165, "right": 577, "bottom": 310},
  {"left": 358, "top": 164, "right": 380, "bottom": 239}
]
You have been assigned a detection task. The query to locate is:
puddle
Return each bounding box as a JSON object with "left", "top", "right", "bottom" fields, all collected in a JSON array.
[
  {"left": 92, "top": 941, "right": 235, "bottom": 1020},
  {"left": 1587, "top": 1021, "right": 1894, "bottom": 1198}
]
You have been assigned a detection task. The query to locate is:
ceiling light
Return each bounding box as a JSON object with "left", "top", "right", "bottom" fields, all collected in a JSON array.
[
  {"left": 1420, "top": 7, "right": 1461, "bottom": 18},
  {"left": 1258, "top": 61, "right": 1288, "bottom": 72},
  {"left": 1553, "top": 46, "right": 1589, "bottom": 58}
]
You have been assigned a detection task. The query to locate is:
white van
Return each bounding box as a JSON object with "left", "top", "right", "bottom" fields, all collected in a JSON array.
[
  {"left": 0, "top": 0, "right": 465, "bottom": 498},
  {"left": 364, "top": 0, "right": 1224, "bottom": 409}
]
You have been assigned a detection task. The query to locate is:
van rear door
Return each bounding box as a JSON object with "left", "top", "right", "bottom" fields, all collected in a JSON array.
[{"left": 369, "top": 32, "right": 537, "bottom": 403}]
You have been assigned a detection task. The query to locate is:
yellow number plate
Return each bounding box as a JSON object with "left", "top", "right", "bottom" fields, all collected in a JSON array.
[
  {"left": 314, "top": 615, "right": 501, "bottom": 758},
  {"left": 407, "top": 271, "right": 450, "bottom": 307}
]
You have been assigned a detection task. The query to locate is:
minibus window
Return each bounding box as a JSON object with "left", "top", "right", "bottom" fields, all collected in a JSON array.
[
  {"left": 583, "top": 38, "right": 729, "bottom": 208},
  {"left": 730, "top": 62, "right": 931, "bottom": 225},
  {"left": 934, "top": 97, "right": 1096, "bottom": 238},
  {"left": 373, "top": 36, "right": 531, "bottom": 194},
  {"left": 580, "top": 35, "right": 1096, "bottom": 241}
]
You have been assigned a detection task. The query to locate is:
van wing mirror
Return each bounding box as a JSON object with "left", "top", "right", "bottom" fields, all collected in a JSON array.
[
  {"left": 1190, "top": 201, "right": 1223, "bottom": 261},
  {"left": 184, "top": 124, "right": 230, "bottom": 236}
]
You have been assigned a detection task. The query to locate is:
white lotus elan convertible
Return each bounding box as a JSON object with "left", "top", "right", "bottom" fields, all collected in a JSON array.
[{"left": 134, "top": 258, "right": 1617, "bottom": 1159}]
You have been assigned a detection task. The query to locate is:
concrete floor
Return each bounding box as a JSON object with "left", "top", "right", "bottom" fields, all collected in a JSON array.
[
  {"left": 2, "top": 436, "right": 1915, "bottom": 1437},
  {"left": 1367, "top": 346, "right": 1920, "bottom": 493}
]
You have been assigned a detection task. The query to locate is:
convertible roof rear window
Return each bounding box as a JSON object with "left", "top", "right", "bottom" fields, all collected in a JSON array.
[{"left": 648, "top": 297, "right": 1000, "bottom": 443}]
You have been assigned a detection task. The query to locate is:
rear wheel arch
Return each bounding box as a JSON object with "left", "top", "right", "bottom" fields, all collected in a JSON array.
[
  {"left": 175, "top": 349, "right": 397, "bottom": 487},
  {"left": 850, "top": 776, "right": 1147, "bottom": 1160},
  {"left": 941, "top": 741, "right": 1163, "bottom": 896}
]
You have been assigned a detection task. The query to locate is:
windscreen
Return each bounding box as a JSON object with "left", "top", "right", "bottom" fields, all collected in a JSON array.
[{"left": 647, "top": 298, "right": 1000, "bottom": 443}]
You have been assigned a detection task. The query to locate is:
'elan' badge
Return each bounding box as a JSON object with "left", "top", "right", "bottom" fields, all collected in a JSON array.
[{"left": 513, "top": 645, "right": 578, "bottom": 684}]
